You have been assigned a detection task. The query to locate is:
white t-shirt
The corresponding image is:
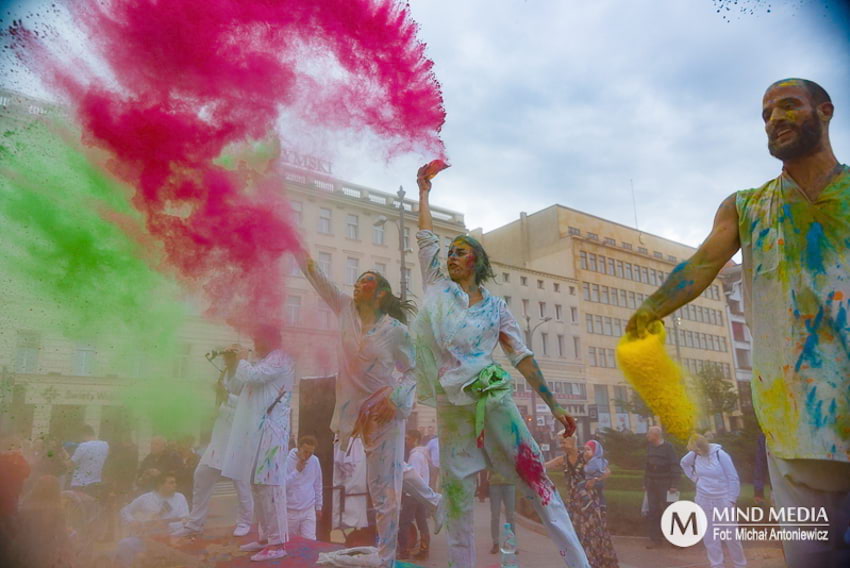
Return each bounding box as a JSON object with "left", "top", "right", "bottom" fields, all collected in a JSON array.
[
  {"left": 120, "top": 491, "right": 189, "bottom": 535},
  {"left": 286, "top": 449, "right": 323, "bottom": 511},
  {"left": 409, "top": 446, "right": 430, "bottom": 485},
  {"left": 70, "top": 440, "right": 109, "bottom": 487},
  {"left": 426, "top": 437, "right": 440, "bottom": 469}
]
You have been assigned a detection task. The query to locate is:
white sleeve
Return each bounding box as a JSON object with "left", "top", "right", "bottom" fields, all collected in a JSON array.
[
  {"left": 390, "top": 325, "right": 417, "bottom": 418},
  {"left": 313, "top": 458, "right": 323, "bottom": 510},
  {"left": 416, "top": 230, "right": 447, "bottom": 289},
  {"left": 173, "top": 494, "right": 190, "bottom": 518},
  {"left": 679, "top": 452, "right": 698, "bottom": 484},
  {"left": 234, "top": 353, "right": 294, "bottom": 386},
  {"left": 498, "top": 300, "right": 533, "bottom": 366},
  {"left": 121, "top": 494, "right": 146, "bottom": 524}
]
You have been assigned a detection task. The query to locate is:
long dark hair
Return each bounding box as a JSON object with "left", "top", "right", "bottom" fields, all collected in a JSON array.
[
  {"left": 359, "top": 271, "right": 417, "bottom": 324},
  {"left": 451, "top": 235, "right": 496, "bottom": 285}
]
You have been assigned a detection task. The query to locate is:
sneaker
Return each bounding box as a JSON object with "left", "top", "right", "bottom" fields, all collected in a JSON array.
[
  {"left": 171, "top": 525, "right": 200, "bottom": 538},
  {"left": 233, "top": 524, "right": 251, "bottom": 537},
  {"left": 240, "top": 540, "right": 268, "bottom": 552},
  {"left": 432, "top": 495, "right": 446, "bottom": 535},
  {"left": 251, "top": 546, "right": 288, "bottom": 562}
]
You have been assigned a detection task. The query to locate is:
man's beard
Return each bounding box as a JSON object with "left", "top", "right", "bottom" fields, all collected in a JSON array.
[{"left": 768, "top": 114, "right": 822, "bottom": 160}]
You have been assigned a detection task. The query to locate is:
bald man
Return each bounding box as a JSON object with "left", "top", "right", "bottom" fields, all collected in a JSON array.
[{"left": 627, "top": 79, "right": 850, "bottom": 567}]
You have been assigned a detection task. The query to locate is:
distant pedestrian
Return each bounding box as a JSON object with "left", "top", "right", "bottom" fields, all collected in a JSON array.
[
  {"left": 681, "top": 434, "right": 747, "bottom": 568},
  {"left": 643, "top": 426, "right": 679, "bottom": 549}
]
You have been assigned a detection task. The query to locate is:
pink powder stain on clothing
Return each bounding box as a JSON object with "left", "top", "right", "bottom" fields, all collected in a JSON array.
[
  {"left": 9, "top": 0, "right": 446, "bottom": 337},
  {"left": 515, "top": 441, "right": 554, "bottom": 506}
]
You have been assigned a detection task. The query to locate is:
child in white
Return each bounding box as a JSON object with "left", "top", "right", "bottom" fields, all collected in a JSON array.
[
  {"left": 286, "top": 436, "right": 323, "bottom": 539},
  {"left": 680, "top": 434, "right": 747, "bottom": 568}
]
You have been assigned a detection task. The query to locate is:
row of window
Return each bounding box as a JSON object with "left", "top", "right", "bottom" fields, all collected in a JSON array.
[
  {"left": 582, "top": 282, "right": 649, "bottom": 310},
  {"left": 587, "top": 346, "right": 617, "bottom": 368},
  {"left": 671, "top": 303, "right": 725, "bottom": 327},
  {"left": 516, "top": 380, "right": 587, "bottom": 398},
  {"left": 579, "top": 251, "right": 722, "bottom": 301},
  {"left": 501, "top": 272, "right": 574, "bottom": 295},
  {"left": 14, "top": 331, "right": 97, "bottom": 376},
  {"left": 683, "top": 359, "right": 733, "bottom": 380},
  {"left": 529, "top": 332, "right": 581, "bottom": 360},
  {"left": 286, "top": 253, "right": 413, "bottom": 293},
  {"left": 291, "top": 201, "right": 415, "bottom": 247},
  {"left": 664, "top": 327, "right": 729, "bottom": 353},
  {"left": 504, "top": 298, "right": 577, "bottom": 323},
  {"left": 593, "top": 384, "right": 632, "bottom": 414},
  {"left": 569, "top": 227, "right": 678, "bottom": 263}
]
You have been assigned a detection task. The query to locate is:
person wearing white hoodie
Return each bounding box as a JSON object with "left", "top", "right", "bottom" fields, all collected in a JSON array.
[{"left": 680, "top": 434, "right": 746, "bottom": 568}]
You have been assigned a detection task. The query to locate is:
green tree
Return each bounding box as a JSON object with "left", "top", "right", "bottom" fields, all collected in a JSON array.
[
  {"left": 692, "top": 365, "right": 739, "bottom": 416},
  {"left": 613, "top": 385, "right": 656, "bottom": 426}
]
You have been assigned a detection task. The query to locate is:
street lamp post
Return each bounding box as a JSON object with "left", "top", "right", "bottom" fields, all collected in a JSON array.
[
  {"left": 524, "top": 315, "right": 552, "bottom": 435},
  {"left": 671, "top": 313, "right": 683, "bottom": 363},
  {"left": 373, "top": 186, "right": 410, "bottom": 300}
]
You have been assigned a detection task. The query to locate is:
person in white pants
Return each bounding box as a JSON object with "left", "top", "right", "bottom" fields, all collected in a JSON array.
[
  {"left": 299, "top": 250, "right": 418, "bottom": 568},
  {"left": 680, "top": 434, "right": 747, "bottom": 568},
  {"left": 221, "top": 329, "right": 294, "bottom": 563},
  {"left": 174, "top": 367, "right": 253, "bottom": 537},
  {"left": 414, "top": 164, "right": 589, "bottom": 568},
  {"left": 286, "top": 436, "right": 323, "bottom": 539}
]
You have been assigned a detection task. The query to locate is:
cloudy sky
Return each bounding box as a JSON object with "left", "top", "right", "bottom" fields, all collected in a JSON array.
[{"left": 3, "top": 0, "right": 849, "bottom": 247}]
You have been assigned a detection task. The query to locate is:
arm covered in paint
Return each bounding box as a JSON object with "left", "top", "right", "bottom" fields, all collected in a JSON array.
[
  {"left": 297, "top": 250, "right": 349, "bottom": 314},
  {"left": 515, "top": 357, "right": 576, "bottom": 437},
  {"left": 627, "top": 193, "right": 740, "bottom": 336},
  {"left": 679, "top": 451, "right": 698, "bottom": 485},
  {"left": 718, "top": 449, "right": 741, "bottom": 503}
]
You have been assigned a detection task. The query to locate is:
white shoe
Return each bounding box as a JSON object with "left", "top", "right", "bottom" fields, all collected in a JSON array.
[
  {"left": 233, "top": 524, "right": 251, "bottom": 537},
  {"left": 251, "top": 546, "right": 288, "bottom": 562},
  {"left": 240, "top": 541, "right": 267, "bottom": 552}
]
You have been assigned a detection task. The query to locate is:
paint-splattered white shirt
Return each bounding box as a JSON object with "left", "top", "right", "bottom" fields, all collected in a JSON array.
[
  {"left": 303, "top": 260, "right": 417, "bottom": 448},
  {"left": 737, "top": 166, "right": 850, "bottom": 462},
  {"left": 415, "top": 230, "right": 532, "bottom": 407}
]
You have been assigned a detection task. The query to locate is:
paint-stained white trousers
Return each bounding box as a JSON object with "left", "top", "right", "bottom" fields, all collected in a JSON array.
[
  {"left": 184, "top": 464, "right": 253, "bottom": 532},
  {"left": 696, "top": 494, "right": 746, "bottom": 568},
  {"left": 253, "top": 484, "right": 287, "bottom": 545},
  {"left": 363, "top": 417, "right": 405, "bottom": 568},
  {"left": 436, "top": 395, "right": 589, "bottom": 568}
]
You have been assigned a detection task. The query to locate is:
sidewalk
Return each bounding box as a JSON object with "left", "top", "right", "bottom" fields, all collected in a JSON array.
[{"left": 203, "top": 488, "right": 786, "bottom": 567}]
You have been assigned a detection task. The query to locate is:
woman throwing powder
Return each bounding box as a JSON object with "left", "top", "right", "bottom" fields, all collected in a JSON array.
[
  {"left": 298, "top": 250, "right": 435, "bottom": 568},
  {"left": 413, "top": 162, "right": 590, "bottom": 568}
]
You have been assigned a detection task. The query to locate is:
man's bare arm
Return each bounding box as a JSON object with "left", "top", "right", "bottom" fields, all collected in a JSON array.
[{"left": 626, "top": 193, "right": 741, "bottom": 335}]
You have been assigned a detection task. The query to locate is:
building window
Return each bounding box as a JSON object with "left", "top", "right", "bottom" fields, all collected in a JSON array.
[
  {"left": 553, "top": 282, "right": 560, "bottom": 293},
  {"left": 504, "top": 296, "right": 511, "bottom": 307},
  {"left": 604, "top": 237, "right": 616, "bottom": 246},
  {"left": 586, "top": 314, "right": 594, "bottom": 333},
  {"left": 667, "top": 255, "right": 677, "bottom": 263},
  {"left": 588, "top": 346, "right": 597, "bottom": 366},
  {"left": 568, "top": 226, "right": 581, "bottom": 236},
  {"left": 600, "top": 286, "right": 609, "bottom": 304},
  {"left": 557, "top": 335, "right": 565, "bottom": 358},
  {"left": 579, "top": 251, "right": 588, "bottom": 270},
  {"left": 521, "top": 276, "right": 528, "bottom": 286},
  {"left": 522, "top": 299, "right": 529, "bottom": 315},
  {"left": 539, "top": 302, "right": 546, "bottom": 318},
  {"left": 285, "top": 295, "right": 301, "bottom": 325},
  {"left": 638, "top": 246, "right": 648, "bottom": 255},
  {"left": 541, "top": 333, "right": 549, "bottom": 356},
  {"left": 582, "top": 282, "right": 590, "bottom": 300},
  {"left": 555, "top": 304, "right": 563, "bottom": 320},
  {"left": 588, "top": 254, "right": 597, "bottom": 272},
  {"left": 653, "top": 251, "right": 663, "bottom": 259},
  {"left": 573, "top": 336, "right": 581, "bottom": 359},
  {"left": 537, "top": 279, "right": 544, "bottom": 289},
  {"left": 15, "top": 331, "right": 40, "bottom": 373},
  {"left": 569, "top": 285, "right": 575, "bottom": 295},
  {"left": 318, "top": 252, "right": 332, "bottom": 275},
  {"left": 598, "top": 255, "right": 607, "bottom": 274},
  {"left": 587, "top": 232, "right": 599, "bottom": 241},
  {"left": 73, "top": 343, "right": 97, "bottom": 377},
  {"left": 622, "top": 242, "right": 633, "bottom": 250},
  {"left": 318, "top": 305, "right": 333, "bottom": 329},
  {"left": 402, "top": 267, "right": 412, "bottom": 296},
  {"left": 346, "top": 257, "right": 360, "bottom": 285},
  {"left": 590, "top": 284, "right": 600, "bottom": 302},
  {"left": 291, "top": 200, "right": 303, "bottom": 226},
  {"left": 372, "top": 223, "right": 385, "bottom": 245},
  {"left": 502, "top": 272, "right": 510, "bottom": 283},
  {"left": 346, "top": 215, "right": 359, "bottom": 239},
  {"left": 375, "top": 262, "right": 387, "bottom": 275},
  {"left": 318, "top": 207, "right": 332, "bottom": 234},
  {"left": 570, "top": 306, "right": 578, "bottom": 322},
  {"left": 403, "top": 227, "right": 410, "bottom": 250}
]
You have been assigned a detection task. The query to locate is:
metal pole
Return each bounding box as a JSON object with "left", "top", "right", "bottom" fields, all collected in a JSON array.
[
  {"left": 672, "top": 314, "right": 683, "bottom": 363},
  {"left": 524, "top": 315, "right": 538, "bottom": 433},
  {"left": 397, "top": 185, "right": 407, "bottom": 301}
]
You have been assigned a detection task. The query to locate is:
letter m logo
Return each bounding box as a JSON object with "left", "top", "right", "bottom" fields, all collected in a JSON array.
[{"left": 670, "top": 512, "right": 698, "bottom": 536}]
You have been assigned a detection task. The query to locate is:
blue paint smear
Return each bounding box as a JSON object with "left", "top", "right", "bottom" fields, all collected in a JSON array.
[
  {"left": 805, "top": 222, "right": 826, "bottom": 275},
  {"left": 805, "top": 386, "right": 827, "bottom": 429},
  {"left": 671, "top": 262, "right": 687, "bottom": 275},
  {"left": 509, "top": 420, "right": 522, "bottom": 448},
  {"left": 795, "top": 306, "right": 825, "bottom": 372}
]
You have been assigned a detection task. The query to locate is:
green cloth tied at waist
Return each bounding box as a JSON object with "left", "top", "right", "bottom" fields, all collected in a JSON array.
[{"left": 463, "top": 364, "right": 513, "bottom": 447}]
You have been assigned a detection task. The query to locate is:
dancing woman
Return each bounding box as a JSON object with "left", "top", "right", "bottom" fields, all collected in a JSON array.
[
  {"left": 414, "top": 163, "right": 590, "bottom": 568},
  {"left": 299, "top": 251, "right": 436, "bottom": 567}
]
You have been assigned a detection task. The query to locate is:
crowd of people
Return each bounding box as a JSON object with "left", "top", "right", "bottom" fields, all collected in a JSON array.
[{"left": 0, "top": 77, "right": 847, "bottom": 568}]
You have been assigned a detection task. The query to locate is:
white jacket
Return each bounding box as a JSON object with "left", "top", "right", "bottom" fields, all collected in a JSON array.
[{"left": 680, "top": 443, "right": 740, "bottom": 502}]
